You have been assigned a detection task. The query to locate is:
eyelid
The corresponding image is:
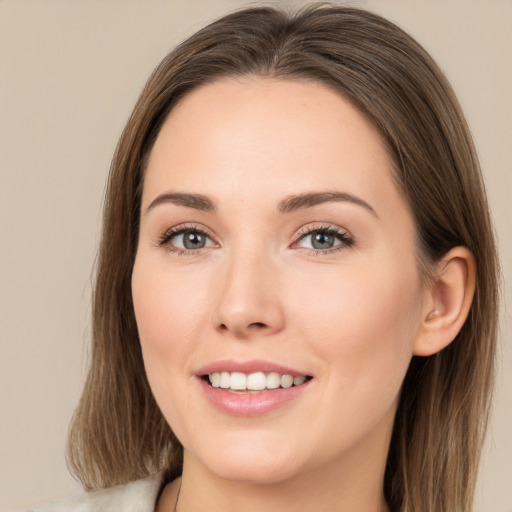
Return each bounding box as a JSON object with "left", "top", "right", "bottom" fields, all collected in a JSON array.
[
  {"left": 155, "top": 222, "right": 353, "bottom": 256},
  {"left": 157, "top": 223, "right": 218, "bottom": 251},
  {"left": 291, "top": 223, "right": 354, "bottom": 253}
]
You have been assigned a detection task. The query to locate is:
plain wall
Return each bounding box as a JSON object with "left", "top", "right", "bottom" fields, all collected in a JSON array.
[{"left": 0, "top": 0, "right": 510, "bottom": 510}]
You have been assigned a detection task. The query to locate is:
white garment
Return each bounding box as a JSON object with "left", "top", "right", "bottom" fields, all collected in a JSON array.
[{"left": 27, "top": 473, "right": 163, "bottom": 512}]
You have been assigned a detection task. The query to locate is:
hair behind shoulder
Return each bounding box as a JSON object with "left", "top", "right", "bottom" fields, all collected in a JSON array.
[{"left": 67, "top": 5, "right": 499, "bottom": 511}]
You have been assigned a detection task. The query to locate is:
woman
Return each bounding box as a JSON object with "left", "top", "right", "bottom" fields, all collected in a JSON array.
[{"left": 34, "top": 4, "right": 499, "bottom": 512}]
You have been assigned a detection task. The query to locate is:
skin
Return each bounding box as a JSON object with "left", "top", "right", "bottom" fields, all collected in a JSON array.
[{"left": 131, "top": 78, "right": 474, "bottom": 511}]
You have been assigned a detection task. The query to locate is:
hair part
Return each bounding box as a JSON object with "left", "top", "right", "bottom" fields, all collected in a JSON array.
[{"left": 67, "top": 5, "right": 499, "bottom": 511}]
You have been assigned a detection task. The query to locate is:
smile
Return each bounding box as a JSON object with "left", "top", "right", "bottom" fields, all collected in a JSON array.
[
  {"left": 197, "top": 361, "right": 314, "bottom": 416},
  {"left": 207, "top": 371, "right": 311, "bottom": 392}
]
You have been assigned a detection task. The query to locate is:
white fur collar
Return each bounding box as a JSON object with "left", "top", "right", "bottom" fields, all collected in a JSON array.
[{"left": 28, "top": 472, "right": 163, "bottom": 512}]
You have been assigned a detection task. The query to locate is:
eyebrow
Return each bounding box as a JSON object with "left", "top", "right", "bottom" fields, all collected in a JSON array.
[
  {"left": 278, "top": 191, "right": 378, "bottom": 217},
  {"left": 146, "top": 192, "right": 216, "bottom": 214},
  {"left": 145, "top": 190, "right": 377, "bottom": 217}
]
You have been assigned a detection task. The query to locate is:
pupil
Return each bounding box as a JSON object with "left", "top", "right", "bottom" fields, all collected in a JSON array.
[
  {"left": 312, "top": 232, "right": 334, "bottom": 250},
  {"left": 183, "top": 232, "right": 205, "bottom": 249}
]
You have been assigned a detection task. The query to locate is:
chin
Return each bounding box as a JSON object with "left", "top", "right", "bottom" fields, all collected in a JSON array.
[
  {"left": 207, "top": 457, "right": 302, "bottom": 485},
  {"left": 186, "top": 435, "right": 310, "bottom": 485}
]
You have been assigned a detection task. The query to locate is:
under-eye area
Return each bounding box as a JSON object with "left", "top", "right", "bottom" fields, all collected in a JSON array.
[{"left": 203, "top": 372, "right": 313, "bottom": 393}]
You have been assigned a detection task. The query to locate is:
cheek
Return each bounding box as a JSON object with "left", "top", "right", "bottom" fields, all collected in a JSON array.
[
  {"left": 284, "top": 262, "right": 422, "bottom": 455},
  {"left": 131, "top": 259, "right": 206, "bottom": 396},
  {"left": 294, "top": 258, "right": 422, "bottom": 401},
  {"left": 131, "top": 259, "right": 213, "bottom": 437},
  {"left": 132, "top": 258, "right": 209, "bottom": 348}
]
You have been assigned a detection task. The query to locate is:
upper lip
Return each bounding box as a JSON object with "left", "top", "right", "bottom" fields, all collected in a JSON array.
[{"left": 196, "top": 359, "right": 310, "bottom": 378}]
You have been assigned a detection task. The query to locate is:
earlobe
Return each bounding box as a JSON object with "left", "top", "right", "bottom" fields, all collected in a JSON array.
[{"left": 413, "top": 246, "right": 476, "bottom": 357}]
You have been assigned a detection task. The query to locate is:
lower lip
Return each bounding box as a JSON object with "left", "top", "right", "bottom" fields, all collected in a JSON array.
[{"left": 198, "top": 378, "right": 311, "bottom": 417}]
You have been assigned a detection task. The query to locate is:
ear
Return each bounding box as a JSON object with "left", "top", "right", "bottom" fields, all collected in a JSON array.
[{"left": 414, "top": 246, "right": 476, "bottom": 357}]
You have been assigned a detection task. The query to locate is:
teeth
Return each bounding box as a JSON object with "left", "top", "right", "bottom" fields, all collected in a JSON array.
[
  {"left": 230, "top": 372, "right": 247, "bottom": 390},
  {"left": 267, "top": 372, "right": 281, "bottom": 389},
  {"left": 281, "top": 374, "right": 293, "bottom": 388},
  {"left": 207, "top": 371, "right": 309, "bottom": 391},
  {"left": 220, "top": 371, "right": 230, "bottom": 389},
  {"left": 293, "top": 376, "right": 306, "bottom": 386},
  {"left": 211, "top": 372, "right": 221, "bottom": 388},
  {"left": 246, "top": 372, "right": 267, "bottom": 390}
]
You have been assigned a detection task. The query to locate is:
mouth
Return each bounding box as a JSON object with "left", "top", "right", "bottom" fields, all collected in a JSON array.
[
  {"left": 197, "top": 361, "right": 313, "bottom": 416},
  {"left": 202, "top": 371, "right": 313, "bottom": 393}
]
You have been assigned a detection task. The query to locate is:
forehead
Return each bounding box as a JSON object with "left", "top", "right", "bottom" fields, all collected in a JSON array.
[{"left": 143, "top": 77, "right": 406, "bottom": 222}]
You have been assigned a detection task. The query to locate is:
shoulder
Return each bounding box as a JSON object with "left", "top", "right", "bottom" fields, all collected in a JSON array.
[{"left": 26, "top": 473, "right": 163, "bottom": 512}]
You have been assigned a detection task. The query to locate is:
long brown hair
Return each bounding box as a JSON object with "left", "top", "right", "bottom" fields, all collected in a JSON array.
[{"left": 67, "top": 5, "right": 499, "bottom": 511}]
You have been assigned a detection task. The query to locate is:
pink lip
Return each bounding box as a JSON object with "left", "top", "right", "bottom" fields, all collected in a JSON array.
[
  {"left": 198, "top": 378, "right": 311, "bottom": 417},
  {"left": 195, "top": 359, "right": 313, "bottom": 417},
  {"left": 196, "top": 359, "right": 308, "bottom": 378}
]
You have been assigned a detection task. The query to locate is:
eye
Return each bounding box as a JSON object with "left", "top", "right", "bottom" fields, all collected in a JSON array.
[
  {"left": 158, "top": 225, "right": 216, "bottom": 253},
  {"left": 173, "top": 230, "right": 212, "bottom": 250},
  {"left": 294, "top": 226, "right": 353, "bottom": 253}
]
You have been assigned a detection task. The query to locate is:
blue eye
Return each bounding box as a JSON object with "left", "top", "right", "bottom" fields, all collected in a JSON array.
[
  {"left": 296, "top": 227, "right": 353, "bottom": 252},
  {"left": 159, "top": 227, "right": 215, "bottom": 252},
  {"left": 173, "top": 231, "right": 210, "bottom": 249}
]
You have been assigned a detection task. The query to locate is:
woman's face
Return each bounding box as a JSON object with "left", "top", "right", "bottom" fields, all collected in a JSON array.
[{"left": 132, "top": 78, "right": 427, "bottom": 484}]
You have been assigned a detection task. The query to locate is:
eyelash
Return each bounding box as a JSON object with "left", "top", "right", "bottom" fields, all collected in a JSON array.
[
  {"left": 293, "top": 225, "right": 354, "bottom": 255},
  {"left": 157, "top": 224, "right": 354, "bottom": 256},
  {"left": 157, "top": 223, "right": 215, "bottom": 256}
]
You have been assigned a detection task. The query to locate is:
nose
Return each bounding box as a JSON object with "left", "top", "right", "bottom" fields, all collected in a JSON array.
[{"left": 211, "top": 251, "right": 285, "bottom": 339}]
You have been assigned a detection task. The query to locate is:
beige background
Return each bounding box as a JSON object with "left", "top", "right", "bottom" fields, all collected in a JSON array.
[{"left": 0, "top": 0, "right": 510, "bottom": 510}]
